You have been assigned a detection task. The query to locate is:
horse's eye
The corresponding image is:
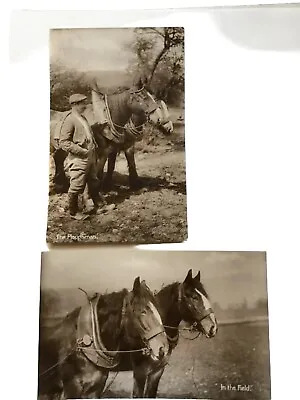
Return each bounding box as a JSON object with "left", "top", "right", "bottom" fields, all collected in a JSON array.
[{"left": 141, "top": 310, "right": 147, "bottom": 315}]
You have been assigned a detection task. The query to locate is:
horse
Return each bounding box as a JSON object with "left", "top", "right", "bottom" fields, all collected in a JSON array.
[
  {"left": 125, "top": 269, "right": 218, "bottom": 398},
  {"left": 38, "top": 277, "right": 169, "bottom": 399},
  {"left": 50, "top": 78, "right": 173, "bottom": 194},
  {"left": 93, "top": 93, "right": 174, "bottom": 192}
]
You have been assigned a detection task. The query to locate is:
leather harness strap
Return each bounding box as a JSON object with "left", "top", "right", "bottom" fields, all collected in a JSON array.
[
  {"left": 104, "top": 94, "right": 125, "bottom": 143},
  {"left": 77, "top": 293, "right": 127, "bottom": 369},
  {"left": 178, "top": 283, "right": 213, "bottom": 322}
]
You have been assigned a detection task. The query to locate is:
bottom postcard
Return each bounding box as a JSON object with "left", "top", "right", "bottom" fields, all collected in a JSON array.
[{"left": 38, "top": 249, "right": 270, "bottom": 399}]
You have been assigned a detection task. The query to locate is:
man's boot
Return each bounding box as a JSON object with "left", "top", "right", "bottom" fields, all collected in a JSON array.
[
  {"left": 68, "top": 193, "right": 78, "bottom": 216},
  {"left": 68, "top": 193, "right": 90, "bottom": 220}
]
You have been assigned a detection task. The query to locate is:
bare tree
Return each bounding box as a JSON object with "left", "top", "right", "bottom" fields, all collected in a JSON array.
[
  {"left": 128, "top": 28, "right": 184, "bottom": 105},
  {"left": 133, "top": 27, "right": 184, "bottom": 84}
]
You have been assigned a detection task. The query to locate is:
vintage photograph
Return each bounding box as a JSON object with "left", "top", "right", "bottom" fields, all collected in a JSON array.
[
  {"left": 38, "top": 250, "right": 270, "bottom": 399},
  {"left": 47, "top": 28, "right": 186, "bottom": 244}
]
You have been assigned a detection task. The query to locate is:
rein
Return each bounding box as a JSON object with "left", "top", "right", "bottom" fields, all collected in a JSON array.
[
  {"left": 103, "top": 91, "right": 148, "bottom": 134},
  {"left": 163, "top": 283, "right": 213, "bottom": 345},
  {"left": 104, "top": 94, "right": 126, "bottom": 141}
]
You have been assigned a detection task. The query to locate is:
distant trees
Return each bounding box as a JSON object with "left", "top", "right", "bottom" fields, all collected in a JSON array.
[
  {"left": 212, "top": 298, "right": 268, "bottom": 322},
  {"left": 50, "top": 63, "right": 90, "bottom": 111}
]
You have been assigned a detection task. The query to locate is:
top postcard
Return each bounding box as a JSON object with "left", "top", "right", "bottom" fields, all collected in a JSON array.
[{"left": 47, "top": 27, "right": 186, "bottom": 244}]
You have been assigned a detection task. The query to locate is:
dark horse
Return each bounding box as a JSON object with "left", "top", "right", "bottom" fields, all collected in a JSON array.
[
  {"left": 50, "top": 79, "right": 173, "bottom": 194},
  {"left": 38, "top": 277, "right": 169, "bottom": 399},
  {"left": 93, "top": 92, "right": 173, "bottom": 192},
  {"left": 120, "top": 269, "right": 218, "bottom": 398}
]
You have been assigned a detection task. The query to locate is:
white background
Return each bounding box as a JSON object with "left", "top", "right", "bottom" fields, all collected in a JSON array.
[{"left": 3, "top": 3, "right": 300, "bottom": 400}]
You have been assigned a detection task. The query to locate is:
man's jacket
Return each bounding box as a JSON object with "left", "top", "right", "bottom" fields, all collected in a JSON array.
[{"left": 59, "top": 111, "right": 95, "bottom": 158}]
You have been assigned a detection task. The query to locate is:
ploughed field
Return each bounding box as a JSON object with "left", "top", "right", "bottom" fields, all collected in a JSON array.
[
  {"left": 47, "top": 107, "right": 187, "bottom": 244},
  {"left": 104, "top": 321, "right": 271, "bottom": 399}
]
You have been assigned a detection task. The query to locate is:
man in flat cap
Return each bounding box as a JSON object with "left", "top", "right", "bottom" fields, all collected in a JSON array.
[{"left": 60, "top": 93, "right": 104, "bottom": 219}]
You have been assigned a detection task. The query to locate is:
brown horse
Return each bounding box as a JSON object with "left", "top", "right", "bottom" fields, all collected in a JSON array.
[
  {"left": 38, "top": 277, "right": 169, "bottom": 399},
  {"left": 50, "top": 79, "right": 173, "bottom": 194},
  {"left": 118, "top": 269, "right": 218, "bottom": 398}
]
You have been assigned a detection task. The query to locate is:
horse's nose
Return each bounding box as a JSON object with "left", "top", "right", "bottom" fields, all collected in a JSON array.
[
  {"left": 209, "top": 325, "right": 216, "bottom": 337},
  {"left": 159, "top": 346, "right": 165, "bottom": 359}
]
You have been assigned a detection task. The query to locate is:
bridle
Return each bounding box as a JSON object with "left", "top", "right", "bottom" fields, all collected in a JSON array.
[
  {"left": 178, "top": 283, "right": 214, "bottom": 325},
  {"left": 124, "top": 292, "right": 166, "bottom": 354},
  {"left": 129, "top": 86, "right": 159, "bottom": 119}
]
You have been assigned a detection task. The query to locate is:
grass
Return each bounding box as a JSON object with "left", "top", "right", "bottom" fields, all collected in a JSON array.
[{"left": 105, "top": 321, "right": 271, "bottom": 399}]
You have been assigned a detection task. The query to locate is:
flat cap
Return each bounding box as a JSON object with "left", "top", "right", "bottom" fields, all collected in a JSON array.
[{"left": 69, "top": 93, "right": 87, "bottom": 104}]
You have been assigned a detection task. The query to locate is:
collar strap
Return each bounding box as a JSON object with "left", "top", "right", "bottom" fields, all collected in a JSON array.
[
  {"left": 119, "top": 292, "right": 129, "bottom": 332},
  {"left": 143, "top": 324, "right": 165, "bottom": 341},
  {"left": 198, "top": 308, "right": 214, "bottom": 321},
  {"left": 178, "top": 283, "right": 213, "bottom": 321},
  {"left": 178, "top": 283, "right": 183, "bottom": 304}
]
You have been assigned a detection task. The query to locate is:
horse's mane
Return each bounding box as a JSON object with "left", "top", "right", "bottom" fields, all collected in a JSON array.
[
  {"left": 157, "top": 279, "right": 209, "bottom": 300},
  {"left": 97, "top": 288, "right": 128, "bottom": 318},
  {"left": 156, "top": 282, "right": 180, "bottom": 306}
]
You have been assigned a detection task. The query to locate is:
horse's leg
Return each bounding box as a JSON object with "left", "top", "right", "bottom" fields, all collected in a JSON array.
[
  {"left": 62, "top": 369, "right": 108, "bottom": 399},
  {"left": 103, "top": 151, "right": 117, "bottom": 191},
  {"left": 124, "top": 145, "right": 142, "bottom": 190},
  {"left": 53, "top": 149, "right": 69, "bottom": 193},
  {"left": 132, "top": 365, "right": 147, "bottom": 398},
  {"left": 143, "top": 367, "right": 165, "bottom": 398},
  {"left": 96, "top": 153, "right": 108, "bottom": 187},
  {"left": 82, "top": 368, "right": 109, "bottom": 398},
  {"left": 61, "top": 374, "right": 83, "bottom": 399}
]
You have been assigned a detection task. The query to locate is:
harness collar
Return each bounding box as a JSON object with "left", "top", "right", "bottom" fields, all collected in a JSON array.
[
  {"left": 77, "top": 293, "right": 127, "bottom": 369},
  {"left": 77, "top": 291, "right": 166, "bottom": 369}
]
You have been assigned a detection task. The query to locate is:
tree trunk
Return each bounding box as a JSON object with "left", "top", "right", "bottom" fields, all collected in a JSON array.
[{"left": 147, "top": 47, "right": 168, "bottom": 84}]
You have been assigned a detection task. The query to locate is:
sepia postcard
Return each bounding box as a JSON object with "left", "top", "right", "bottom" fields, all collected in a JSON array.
[
  {"left": 47, "top": 27, "right": 186, "bottom": 244},
  {"left": 38, "top": 250, "right": 270, "bottom": 399}
]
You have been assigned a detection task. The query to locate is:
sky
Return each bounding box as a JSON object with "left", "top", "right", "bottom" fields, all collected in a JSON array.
[
  {"left": 41, "top": 250, "right": 267, "bottom": 308},
  {"left": 50, "top": 28, "right": 137, "bottom": 71}
]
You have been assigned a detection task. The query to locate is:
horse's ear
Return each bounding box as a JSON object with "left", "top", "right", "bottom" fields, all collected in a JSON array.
[
  {"left": 140, "top": 279, "right": 147, "bottom": 288},
  {"left": 194, "top": 271, "right": 201, "bottom": 281},
  {"left": 133, "top": 277, "right": 141, "bottom": 294},
  {"left": 184, "top": 269, "right": 193, "bottom": 285}
]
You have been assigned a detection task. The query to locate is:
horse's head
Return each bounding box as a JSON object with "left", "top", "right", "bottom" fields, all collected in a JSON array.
[
  {"left": 126, "top": 277, "right": 169, "bottom": 363},
  {"left": 179, "top": 269, "right": 218, "bottom": 339},
  {"left": 128, "top": 78, "right": 173, "bottom": 135}
]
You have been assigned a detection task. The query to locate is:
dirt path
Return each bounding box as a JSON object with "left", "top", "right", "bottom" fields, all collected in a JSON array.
[{"left": 47, "top": 142, "right": 187, "bottom": 244}]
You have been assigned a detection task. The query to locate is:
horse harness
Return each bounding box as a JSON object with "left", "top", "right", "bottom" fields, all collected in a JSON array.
[
  {"left": 76, "top": 292, "right": 165, "bottom": 369},
  {"left": 76, "top": 293, "right": 124, "bottom": 369},
  {"left": 178, "top": 283, "right": 214, "bottom": 322},
  {"left": 165, "top": 284, "right": 213, "bottom": 350},
  {"left": 93, "top": 92, "right": 147, "bottom": 145}
]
